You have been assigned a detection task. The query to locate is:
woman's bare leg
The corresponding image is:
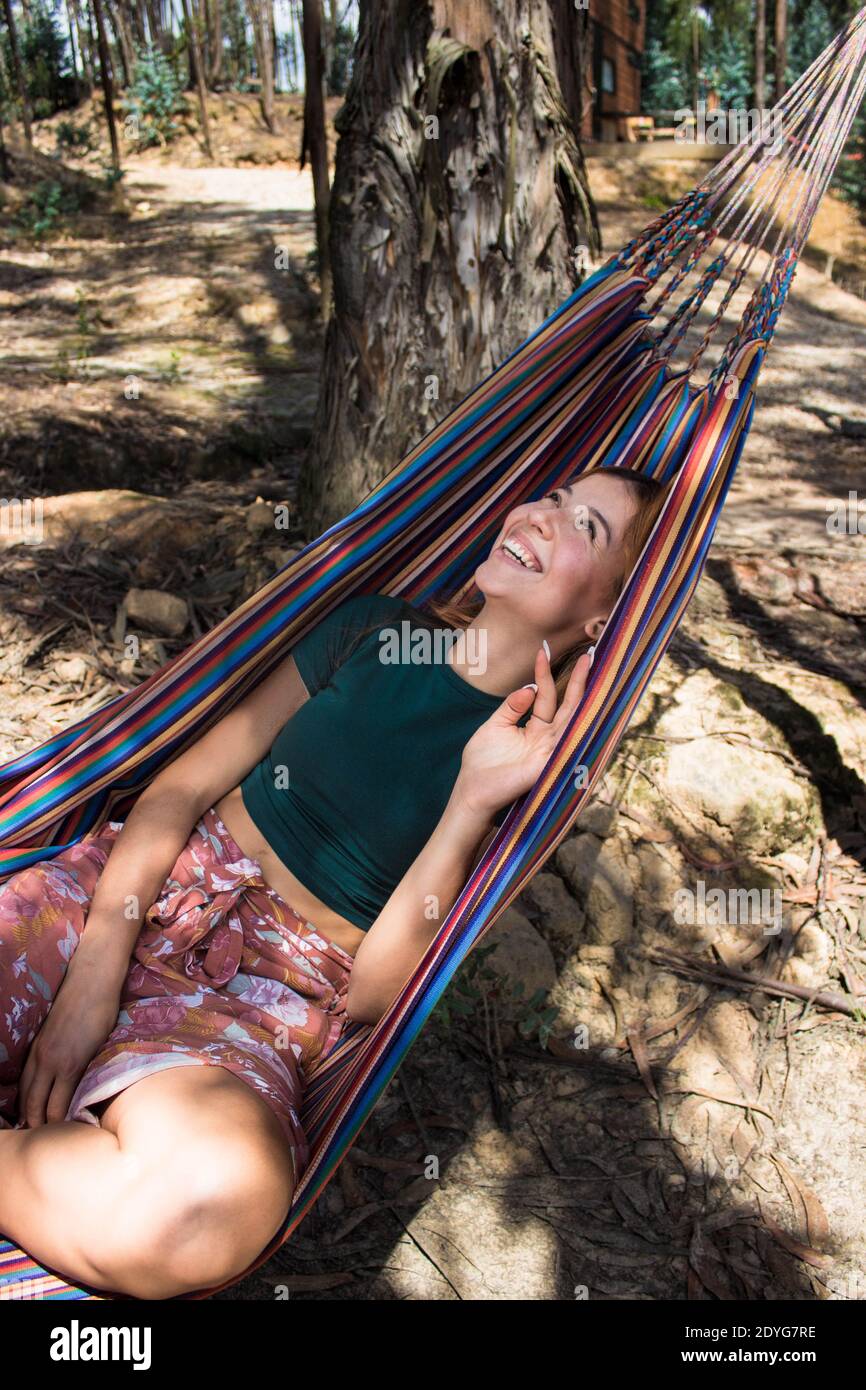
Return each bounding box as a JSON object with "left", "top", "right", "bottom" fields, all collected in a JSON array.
[{"left": 0, "top": 1065, "right": 295, "bottom": 1298}]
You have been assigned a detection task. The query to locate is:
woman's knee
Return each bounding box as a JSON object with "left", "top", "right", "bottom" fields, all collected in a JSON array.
[
  {"left": 120, "top": 1135, "right": 292, "bottom": 1296},
  {"left": 100, "top": 1081, "right": 294, "bottom": 1296}
]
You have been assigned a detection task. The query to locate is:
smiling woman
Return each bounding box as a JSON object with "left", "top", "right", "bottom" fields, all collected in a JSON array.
[
  {"left": 0, "top": 461, "right": 670, "bottom": 1299},
  {"left": 423, "top": 464, "right": 672, "bottom": 701}
]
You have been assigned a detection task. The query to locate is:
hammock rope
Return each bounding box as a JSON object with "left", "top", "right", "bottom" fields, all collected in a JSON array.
[{"left": 2, "top": 5, "right": 865, "bottom": 1299}]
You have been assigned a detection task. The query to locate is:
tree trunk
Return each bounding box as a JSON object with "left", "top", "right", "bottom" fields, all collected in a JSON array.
[
  {"left": 129, "top": 0, "right": 147, "bottom": 47},
  {"left": 109, "top": 0, "right": 135, "bottom": 86},
  {"left": 287, "top": 0, "right": 301, "bottom": 88},
  {"left": 269, "top": 0, "right": 278, "bottom": 86},
  {"left": 144, "top": 0, "right": 162, "bottom": 46},
  {"left": 322, "top": 0, "right": 336, "bottom": 93},
  {"left": 298, "top": 0, "right": 601, "bottom": 535},
  {"left": 300, "top": 0, "right": 331, "bottom": 319},
  {"left": 65, "top": 0, "right": 79, "bottom": 78},
  {"left": 92, "top": 0, "right": 121, "bottom": 167},
  {"left": 774, "top": 0, "right": 787, "bottom": 101},
  {"left": 70, "top": 0, "right": 93, "bottom": 89},
  {"left": 207, "top": 0, "right": 222, "bottom": 84},
  {"left": 755, "top": 0, "right": 766, "bottom": 109},
  {"left": 182, "top": 0, "right": 214, "bottom": 155},
  {"left": 1, "top": 0, "right": 33, "bottom": 151},
  {"left": 245, "top": 0, "right": 276, "bottom": 132},
  {"left": 691, "top": 2, "right": 700, "bottom": 112}
]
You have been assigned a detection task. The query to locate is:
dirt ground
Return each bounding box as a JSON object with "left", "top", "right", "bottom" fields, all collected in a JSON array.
[{"left": 1, "top": 106, "right": 865, "bottom": 1301}]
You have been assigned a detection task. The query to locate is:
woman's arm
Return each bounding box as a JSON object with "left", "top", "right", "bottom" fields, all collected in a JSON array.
[
  {"left": 345, "top": 787, "right": 497, "bottom": 1025},
  {"left": 346, "top": 645, "right": 593, "bottom": 1026},
  {"left": 69, "top": 650, "right": 313, "bottom": 991},
  {"left": 18, "top": 650, "right": 313, "bottom": 1128}
]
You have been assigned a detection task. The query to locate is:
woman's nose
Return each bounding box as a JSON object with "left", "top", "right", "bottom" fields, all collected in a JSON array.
[{"left": 524, "top": 505, "right": 554, "bottom": 537}]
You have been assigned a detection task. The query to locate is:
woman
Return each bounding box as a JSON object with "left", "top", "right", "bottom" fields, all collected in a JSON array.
[{"left": 0, "top": 463, "right": 669, "bottom": 1299}]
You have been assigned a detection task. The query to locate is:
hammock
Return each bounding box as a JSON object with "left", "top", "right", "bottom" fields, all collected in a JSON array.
[{"left": 2, "top": 8, "right": 865, "bottom": 1301}]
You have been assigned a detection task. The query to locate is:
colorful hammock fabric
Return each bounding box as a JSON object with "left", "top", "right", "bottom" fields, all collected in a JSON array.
[{"left": 2, "top": 7, "right": 866, "bottom": 1300}]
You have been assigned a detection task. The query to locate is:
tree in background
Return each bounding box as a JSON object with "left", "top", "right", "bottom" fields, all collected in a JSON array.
[
  {"left": 640, "top": 36, "right": 687, "bottom": 111},
  {"left": 19, "top": 2, "right": 73, "bottom": 114},
  {"left": 774, "top": 0, "right": 787, "bottom": 100},
  {"left": 299, "top": 0, "right": 600, "bottom": 534},
  {"left": 786, "top": 0, "right": 834, "bottom": 83},
  {"left": 754, "top": 0, "right": 766, "bottom": 107},
  {"left": 91, "top": 0, "right": 120, "bottom": 166},
  {"left": 245, "top": 0, "right": 276, "bottom": 131},
  {"left": 1, "top": 0, "right": 33, "bottom": 148},
  {"left": 706, "top": 26, "right": 751, "bottom": 109},
  {"left": 642, "top": 0, "right": 714, "bottom": 112},
  {"left": 300, "top": 0, "right": 330, "bottom": 317},
  {"left": 180, "top": 0, "right": 213, "bottom": 155},
  {"left": 124, "top": 44, "right": 186, "bottom": 147}
]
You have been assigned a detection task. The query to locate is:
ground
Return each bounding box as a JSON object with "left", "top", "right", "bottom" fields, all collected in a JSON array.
[{"left": 1, "top": 104, "right": 865, "bottom": 1301}]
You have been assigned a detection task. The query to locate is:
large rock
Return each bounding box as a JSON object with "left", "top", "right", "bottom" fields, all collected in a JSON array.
[
  {"left": 633, "top": 669, "right": 821, "bottom": 856},
  {"left": 554, "top": 832, "right": 635, "bottom": 945},
  {"left": 124, "top": 587, "right": 189, "bottom": 637},
  {"left": 516, "top": 869, "right": 586, "bottom": 968},
  {"left": 483, "top": 906, "right": 557, "bottom": 1033},
  {"left": 0, "top": 490, "right": 214, "bottom": 566}
]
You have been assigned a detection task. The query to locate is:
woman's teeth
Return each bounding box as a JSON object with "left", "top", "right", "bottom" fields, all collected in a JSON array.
[{"left": 502, "top": 538, "right": 539, "bottom": 571}]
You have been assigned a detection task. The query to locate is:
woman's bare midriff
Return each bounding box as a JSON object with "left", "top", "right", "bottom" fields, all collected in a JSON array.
[{"left": 212, "top": 786, "right": 366, "bottom": 959}]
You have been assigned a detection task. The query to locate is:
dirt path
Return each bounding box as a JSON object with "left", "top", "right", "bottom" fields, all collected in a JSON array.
[{"left": 0, "top": 156, "right": 323, "bottom": 497}]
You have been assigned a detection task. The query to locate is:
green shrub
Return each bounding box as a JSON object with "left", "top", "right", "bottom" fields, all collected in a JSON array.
[
  {"left": 123, "top": 45, "right": 187, "bottom": 149},
  {"left": 56, "top": 118, "right": 95, "bottom": 153},
  {"left": 16, "top": 179, "right": 81, "bottom": 239}
]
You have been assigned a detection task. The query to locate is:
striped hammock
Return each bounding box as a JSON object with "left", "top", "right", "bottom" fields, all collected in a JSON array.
[{"left": 2, "top": 7, "right": 866, "bottom": 1300}]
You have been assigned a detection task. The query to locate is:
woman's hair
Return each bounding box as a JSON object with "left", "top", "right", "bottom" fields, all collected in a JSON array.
[{"left": 416, "top": 464, "right": 672, "bottom": 699}]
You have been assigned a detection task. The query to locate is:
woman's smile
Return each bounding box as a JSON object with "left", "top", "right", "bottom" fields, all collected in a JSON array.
[{"left": 498, "top": 530, "right": 544, "bottom": 572}]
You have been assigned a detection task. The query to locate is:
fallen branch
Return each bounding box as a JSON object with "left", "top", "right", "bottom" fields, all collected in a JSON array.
[{"left": 640, "top": 946, "right": 864, "bottom": 1019}]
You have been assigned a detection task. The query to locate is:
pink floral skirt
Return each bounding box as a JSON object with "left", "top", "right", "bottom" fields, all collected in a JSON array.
[{"left": 0, "top": 806, "right": 356, "bottom": 1183}]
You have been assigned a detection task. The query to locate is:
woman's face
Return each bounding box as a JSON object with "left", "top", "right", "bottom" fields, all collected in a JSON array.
[{"left": 474, "top": 473, "right": 640, "bottom": 650}]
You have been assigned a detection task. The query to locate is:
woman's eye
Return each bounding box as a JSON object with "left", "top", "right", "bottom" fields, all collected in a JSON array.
[{"left": 547, "top": 490, "right": 563, "bottom": 507}]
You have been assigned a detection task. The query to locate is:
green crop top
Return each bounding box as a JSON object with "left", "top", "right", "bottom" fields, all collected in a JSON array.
[{"left": 239, "top": 592, "right": 518, "bottom": 933}]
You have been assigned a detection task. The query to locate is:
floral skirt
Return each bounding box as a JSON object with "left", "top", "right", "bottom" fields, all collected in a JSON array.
[{"left": 0, "top": 806, "right": 356, "bottom": 1183}]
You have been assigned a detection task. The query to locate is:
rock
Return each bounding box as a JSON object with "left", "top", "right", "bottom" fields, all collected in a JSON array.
[
  {"left": 578, "top": 944, "right": 616, "bottom": 964},
  {"left": 781, "top": 957, "right": 826, "bottom": 990},
  {"left": 555, "top": 832, "right": 635, "bottom": 944},
  {"left": 516, "top": 870, "right": 585, "bottom": 967},
  {"left": 633, "top": 668, "right": 822, "bottom": 855},
  {"left": 546, "top": 959, "right": 619, "bottom": 1046},
  {"left": 245, "top": 500, "right": 276, "bottom": 534},
  {"left": 781, "top": 922, "right": 833, "bottom": 989},
  {"left": 658, "top": 736, "right": 817, "bottom": 855},
  {"left": 54, "top": 655, "right": 88, "bottom": 682},
  {"left": 133, "top": 554, "right": 165, "bottom": 586},
  {"left": 791, "top": 919, "right": 833, "bottom": 976},
  {"left": 124, "top": 587, "right": 188, "bottom": 637},
  {"left": 632, "top": 841, "right": 685, "bottom": 926},
  {"left": 576, "top": 798, "right": 619, "bottom": 837},
  {"left": 3, "top": 490, "right": 214, "bottom": 565},
  {"left": 397, "top": 1141, "right": 560, "bottom": 1298},
  {"left": 484, "top": 906, "right": 557, "bottom": 1024}
]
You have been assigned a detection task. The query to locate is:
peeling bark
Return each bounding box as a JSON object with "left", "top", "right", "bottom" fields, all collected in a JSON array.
[{"left": 299, "top": 0, "right": 600, "bottom": 535}]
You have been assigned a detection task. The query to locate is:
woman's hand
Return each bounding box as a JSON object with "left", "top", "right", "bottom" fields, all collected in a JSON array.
[
  {"left": 17, "top": 950, "right": 124, "bottom": 1129},
  {"left": 453, "top": 645, "right": 593, "bottom": 821}
]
